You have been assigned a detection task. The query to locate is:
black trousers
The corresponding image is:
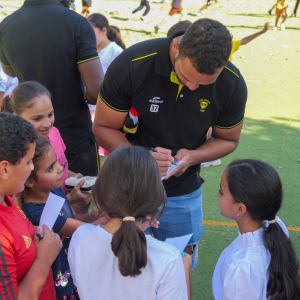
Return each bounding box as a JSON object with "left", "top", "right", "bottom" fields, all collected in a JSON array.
[{"left": 67, "top": 139, "right": 99, "bottom": 176}]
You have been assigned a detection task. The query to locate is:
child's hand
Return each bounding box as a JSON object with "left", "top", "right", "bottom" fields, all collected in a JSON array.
[
  {"left": 90, "top": 206, "right": 105, "bottom": 220},
  {"left": 34, "top": 225, "right": 62, "bottom": 267},
  {"left": 67, "top": 179, "right": 92, "bottom": 206},
  {"left": 141, "top": 216, "right": 160, "bottom": 231}
]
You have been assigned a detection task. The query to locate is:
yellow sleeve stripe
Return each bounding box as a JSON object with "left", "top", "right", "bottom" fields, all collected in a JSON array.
[
  {"left": 132, "top": 52, "right": 157, "bottom": 62},
  {"left": 214, "top": 118, "right": 244, "bottom": 129},
  {"left": 1, "top": 62, "right": 11, "bottom": 67},
  {"left": 99, "top": 93, "right": 129, "bottom": 112},
  {"left": 77, "top": 56, "right": 99, "bottom": 64},
  {"left": 225, "top": 66, "right": 239, "bottom": 78}
]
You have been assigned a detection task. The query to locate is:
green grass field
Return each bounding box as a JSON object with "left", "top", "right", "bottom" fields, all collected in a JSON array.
[{"left": 1, "top": 0, "right": 299, "bottom": 298}]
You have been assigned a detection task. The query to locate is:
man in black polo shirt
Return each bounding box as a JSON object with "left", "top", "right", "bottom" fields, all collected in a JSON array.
[
  {"left": 93, "top": 19, "right": 247, "bottom": 268},
  {"left": 0, "top": 0, "right": 103, "bottom": 176}
]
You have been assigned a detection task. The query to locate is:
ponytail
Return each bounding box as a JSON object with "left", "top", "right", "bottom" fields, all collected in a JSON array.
[
  {"left": 111, "top": 220, "right": 147, "bottom": 277},
  {"left": 0, "top": 95, "right": 14, "bottom": 113},
  {"left": 107, "top": 27, "right": 126, "bottom": 50},
  {"left": 92, "top": 146, "right": 167, "bottom": 278},
  {"left": 263, "top": 223, "right": 300, "bottom": 300}
]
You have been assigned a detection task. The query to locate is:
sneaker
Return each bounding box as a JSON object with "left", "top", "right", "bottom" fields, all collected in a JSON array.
[
  {"left": 154, "top": 25, "right": 160, "bottom": 34},
  {"left": 273, "top": 26, "right": 277, "bottom": 30},
  {"left": 201, "top": 159, "right": 221, "bottom": 167},
  {"left": 281, "top": 23, "right": 285, "bottom": 30},
  {"left": 268, "top": 10, "right": 273, "bottom": 15},
  {"left": 291, "top": 13, "right": 296, "bottom": 17},
  {"left": 195, "top": 11, "right": 202, "bottom": 17},
  {"left": 141, "top": 16, "right": 147, "bottom": 21}
]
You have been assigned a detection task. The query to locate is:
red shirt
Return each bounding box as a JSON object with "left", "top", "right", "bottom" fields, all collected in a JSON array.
[{"left": 0, "top": 196, "right": 56, "bottom": 300}]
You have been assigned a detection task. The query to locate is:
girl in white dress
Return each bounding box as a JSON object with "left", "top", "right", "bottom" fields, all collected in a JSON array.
[
  {"left": 68, "top": 146, "right": 191, "bottom": 300},
  {"left": 212, "top": 159, "right": 300, "bottom": 300}
]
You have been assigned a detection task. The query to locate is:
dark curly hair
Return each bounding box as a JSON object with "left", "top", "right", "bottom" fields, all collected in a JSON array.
[
  {"left": 0, "top": 112, "right": 37, "bottom": 165},
  {"left": 178, "top": 19, "right": 232, "bottom": 75},
  {"left": 167, "top": 20, "right": 192, "bottom": 37}
]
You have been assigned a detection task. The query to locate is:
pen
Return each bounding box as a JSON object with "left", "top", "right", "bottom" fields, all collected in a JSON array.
[
  {"left": 150, "top": 148, "right": 177, "bottom": 165},
  {"left": 36, "top": 233, "right": 43, "bottom": 241}
]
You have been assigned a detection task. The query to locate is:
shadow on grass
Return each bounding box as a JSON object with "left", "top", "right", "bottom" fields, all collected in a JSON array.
[
  {"left": 123, "top": 27, "right": 153, "bottom": 35},
  {"left": 227, "top": 13, "right": 272, "bottom": 18},
  {"left": 111, "top": 16, "right": 129, "bottom": 21}
]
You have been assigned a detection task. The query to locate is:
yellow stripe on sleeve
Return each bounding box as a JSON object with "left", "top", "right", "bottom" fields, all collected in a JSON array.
[
  {"left": 132, "top": 52, "right": 157, "bottom": 62},
  {"left": 77, "top": 56, "right": 99, "bottom": 64},
  {"left": 99, "top": 93, "right": 129, "bottom": 112},
  {"left": 213, "top": 118, "right": 244, "bottom": 129}
]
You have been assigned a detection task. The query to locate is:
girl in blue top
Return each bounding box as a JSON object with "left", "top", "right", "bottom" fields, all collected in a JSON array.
[{"left": 21, "top": 137, "right": 105, "bottom": 300}]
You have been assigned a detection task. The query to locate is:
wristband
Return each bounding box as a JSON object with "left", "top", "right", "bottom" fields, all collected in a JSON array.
[{"left": 88, "top": 209, "right": 97, "bottom": 221}]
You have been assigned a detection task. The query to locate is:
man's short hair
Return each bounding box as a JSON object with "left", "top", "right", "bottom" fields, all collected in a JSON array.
[
  {"left": 0, "top": 112, "right": 37, "bottom": 165},
  {"left": 167, "top": 20, "right": 192, "bottom": 37},
  {"left": 178, "top": 19, "right": 232, "bottom": 75}
]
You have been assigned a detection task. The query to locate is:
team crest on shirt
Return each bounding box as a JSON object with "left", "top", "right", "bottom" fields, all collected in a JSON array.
[
  {"left": 199, "top": 99, "right": 210, "bottom": 112},
  {"left": 23, "top": 235, "right": 32, "bottom": 249}
]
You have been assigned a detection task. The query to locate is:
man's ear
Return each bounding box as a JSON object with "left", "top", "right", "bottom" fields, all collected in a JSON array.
[
  {"left": 0, "top": 161, "right": 11, "bottom": 180},
  {"left": 171, "top": 38, "right": 180, "bottom": 56},
  {"left": 25, "top": 177, "right": 36, "bottom": 188}
]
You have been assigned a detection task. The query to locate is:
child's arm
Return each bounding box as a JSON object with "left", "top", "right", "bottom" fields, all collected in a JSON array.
[
  {"left": 58, "top": 216, "right": 108, "bottom": 237},
  {"left": 240, "top": 23, "right": 269, "bottom": 45},
  {"left": 3, "top": 225, "right": 62, "bottom": 300},
  {"left": 182, "top": 253, "right": 192, "bottom": 300}
]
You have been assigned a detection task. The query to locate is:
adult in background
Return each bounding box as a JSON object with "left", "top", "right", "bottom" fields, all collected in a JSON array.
[
  {"left": 93, "top": 18, "right": 248, "bottom": 268},
  {"left": 0, "top": 0, "right": 104, "bottom": 176}
]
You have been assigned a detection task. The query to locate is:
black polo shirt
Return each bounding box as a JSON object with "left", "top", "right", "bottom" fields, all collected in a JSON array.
[
  {"left": 0, "top": 0, "right": 99, "bottom": 155},
  {"left": 100, "top": 31, "right": 247, "bottom": 197}
]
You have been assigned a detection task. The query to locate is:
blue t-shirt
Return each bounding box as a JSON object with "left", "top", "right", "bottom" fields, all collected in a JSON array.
[{"left": 21, "top": 188, "right": 76, "bottom": 297}]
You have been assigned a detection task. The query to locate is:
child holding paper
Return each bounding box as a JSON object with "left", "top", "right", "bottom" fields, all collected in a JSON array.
[
  {"left": 212, "top": 159, "right": 300, "bottom": 299},
  {"left": 0, "top": 112, "right": 62, "bottom": 300},
  {"left": 68, "top": 146, "right": 192, "bottom": 300},
  {"left": 21, "top": 137, "right": 106, "bottom": 300}
]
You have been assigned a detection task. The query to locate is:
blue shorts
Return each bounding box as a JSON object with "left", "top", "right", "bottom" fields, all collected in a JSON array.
[{"left": 146, "top": 186, "right": 203, "bottom": 269}]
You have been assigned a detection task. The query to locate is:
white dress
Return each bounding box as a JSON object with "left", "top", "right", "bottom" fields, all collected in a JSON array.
[
  {"left": 212, "top": 217, "right": 288, "bottom": 300},
  {"left": 68, "top": 224, "right": 188, "bottom": 300}
]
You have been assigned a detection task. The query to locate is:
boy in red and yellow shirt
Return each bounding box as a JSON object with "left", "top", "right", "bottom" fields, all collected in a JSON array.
[{"left": 0, "top": 112, "right": 62, "bottom": 300}]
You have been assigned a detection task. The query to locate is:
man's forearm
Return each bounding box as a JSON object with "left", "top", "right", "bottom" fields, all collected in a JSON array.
[
  {"left": 93, "top": 125, "right": 132, "bottom": 153},
  {"left": 189, "top": 137, "right": 239, "bottom": 165}
]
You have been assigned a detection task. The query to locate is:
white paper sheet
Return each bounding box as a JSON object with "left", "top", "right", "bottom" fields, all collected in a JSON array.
[
  {"left": 164, "top": 233, "right": 193, "bottom": 252},
  {"left": 161, "top": 160, "right": 184, "bottom": 180},
  {"left": 39, "top": 192, "right": 65, "bottom": 236}
]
